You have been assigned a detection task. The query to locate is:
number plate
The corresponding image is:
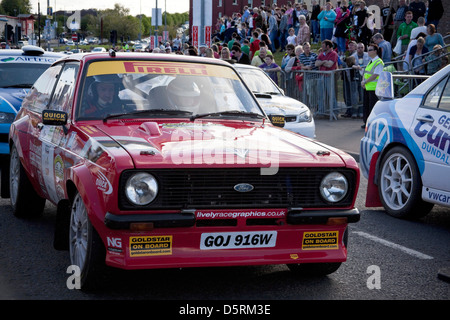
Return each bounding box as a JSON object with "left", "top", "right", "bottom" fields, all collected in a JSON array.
[{"left": 200, "top": 231, "right": 277, "bottom": 250}]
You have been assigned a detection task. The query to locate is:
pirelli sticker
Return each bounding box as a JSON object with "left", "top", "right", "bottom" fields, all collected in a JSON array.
[
  {"left": 302, "top": 231, "right": 339, "bottom": 250},
  {"left": 129, "top": 236, "right": 172, "bottom": 257},
  {"left": 86, "top": 61, "right": 239, "bottom": 80}
]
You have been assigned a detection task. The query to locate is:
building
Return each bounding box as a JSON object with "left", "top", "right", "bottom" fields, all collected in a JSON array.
[{"left": 1, "top": 14, "right": 35, "bottom": 43}]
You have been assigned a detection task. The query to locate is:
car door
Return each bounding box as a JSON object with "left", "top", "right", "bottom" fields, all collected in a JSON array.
[
  {"left": 20, "top": 63, "right": 63, "bottom": 199},
  {"left": 40, "top": 62, "right": 80, "bottom": 203},
  {"left": 410, "top": 74, "right": 450, "bottom": 200}
]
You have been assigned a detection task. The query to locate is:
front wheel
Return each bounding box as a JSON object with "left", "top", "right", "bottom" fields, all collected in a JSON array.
[
  {"left": 69, "top": 192, "right": 107, "bottom": 290},
  {"left": 378, "top": 146, "right": 433, "bottom": 219}
]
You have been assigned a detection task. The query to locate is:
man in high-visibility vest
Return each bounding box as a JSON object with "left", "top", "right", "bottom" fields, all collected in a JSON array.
[{"left": 361, "top": 44, "right": 384, "bottom": 128}]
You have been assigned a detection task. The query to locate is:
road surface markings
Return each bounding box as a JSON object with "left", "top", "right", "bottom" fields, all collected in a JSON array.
[{"left": 353, "top": 231, "right": 434, "bottom": 260}]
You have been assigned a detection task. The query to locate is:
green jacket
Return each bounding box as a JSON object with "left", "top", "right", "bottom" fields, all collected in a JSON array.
[{"left": 397, "top": 21, "right": 418, "bottom": 46}]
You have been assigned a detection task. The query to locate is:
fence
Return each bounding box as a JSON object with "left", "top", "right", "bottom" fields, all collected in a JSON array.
[
  {"left": 278, "top": 68, "right": 363, "bottom": 121},
  {"left": 274, "top": 55, "right": 447, "bottom": 120}
]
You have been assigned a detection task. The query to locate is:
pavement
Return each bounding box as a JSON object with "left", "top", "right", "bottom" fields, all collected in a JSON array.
[{"left": 314, "top": 116, "right": 365, "bottom": 162}]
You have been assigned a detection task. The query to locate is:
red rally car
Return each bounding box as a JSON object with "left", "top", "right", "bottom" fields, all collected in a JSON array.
[{"left": 6, "top": 51, "right": 360, "bottom": 290}]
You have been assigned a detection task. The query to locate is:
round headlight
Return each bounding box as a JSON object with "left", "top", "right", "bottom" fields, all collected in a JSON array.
[
  {"left": 319, "top": 172, "right": 348, "bottom": 203},
  {"left": 125, "top": 173, "right": 158, "bottom": 205}
]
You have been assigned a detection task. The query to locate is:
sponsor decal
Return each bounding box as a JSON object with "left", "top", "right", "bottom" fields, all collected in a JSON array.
[
  {"left": 196, "top": 209, "right": 286, "bottom": 219},
  {"left": 54, "top": 155, "right": 64, "bottom": 182},
  {"left": 302, "top": 231, "right": 339, "bottom": 250},
  {"left": 95, "top": 171, "right": 113, "bottom": 195},
  {"left": 107, "top": 237, "right": 123, "bottom": 254},
  {"left": 423, "top": 187, "right": 450, "bottom": 205},
  {"left": 129, "top": 236, "right": 172, "bottom": 257},
  {"left": 86, "top": 61, "right": 239, "bottom": 80},
  {"left": 415, "top": 115, "right": 450, "bottom": 165}
]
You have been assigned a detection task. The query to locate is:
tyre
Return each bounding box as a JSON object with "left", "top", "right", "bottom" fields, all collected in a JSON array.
[
  {"left": 378, "top": 146, "right": 433, "bottom": 219},
  {"left": 69, "top": 192, "right": 107, "bottom": 290},
  {"left": 9, "top": 144, "right": 46, "bottom": 218}
]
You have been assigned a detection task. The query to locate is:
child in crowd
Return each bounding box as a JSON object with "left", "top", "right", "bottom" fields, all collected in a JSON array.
[{"left": 259, "top": 54, "right": 281, "bottom": 85}]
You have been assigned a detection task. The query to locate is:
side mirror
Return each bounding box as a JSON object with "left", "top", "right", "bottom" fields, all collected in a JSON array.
[{"left": 375, "top": 71, "right": 394, "bottom": 100}]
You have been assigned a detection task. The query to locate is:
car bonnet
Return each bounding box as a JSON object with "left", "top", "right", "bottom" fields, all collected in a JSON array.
[{"left": 91, "top": 120, "right": 349, "bottom": 169}]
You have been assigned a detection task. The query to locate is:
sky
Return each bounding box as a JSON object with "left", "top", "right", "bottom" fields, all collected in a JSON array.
[{"left": 30, "top": 0, "right": 190, "bottom": 17}]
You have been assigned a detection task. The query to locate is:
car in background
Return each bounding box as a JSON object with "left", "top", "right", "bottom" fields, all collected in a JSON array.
[
  {"left": 91, "top": 47, "right": 106, "bottom": 52},
  {"left": 234, "top": 63, "right": 315, "bottom": 139},
  {"left": 0, "top": 45, "right": 64, "bottom": 196},
  {"left": 6, "top": 52, "right": 359, "bottom": 290},
  {"left": 360, "top": 66, "right": 450, "bottom": 219},
  {"left": 66, "top": 40, "right": 74, "bottom": 46}
]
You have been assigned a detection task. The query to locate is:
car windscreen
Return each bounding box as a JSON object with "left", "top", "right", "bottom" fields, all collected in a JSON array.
[
  {"left": 77, "top": 60, "right": 263, "bottom": 120},
  {"left": 237, "top": 67, "right": 282, "bottom": 94},
  {"left": 0, "top": 63, "right": 50, "bottom": 88}
]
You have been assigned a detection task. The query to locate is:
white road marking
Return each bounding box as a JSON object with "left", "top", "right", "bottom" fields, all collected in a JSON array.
[{"left": 353, "top": 231, "right": 434, "bottom": 260}]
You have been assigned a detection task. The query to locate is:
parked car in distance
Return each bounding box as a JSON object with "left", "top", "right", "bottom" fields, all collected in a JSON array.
[
  {"left": 0, "top": 45, "right": 64, "bottom": 196},
  {"left": 6, "top": 52, "right": 360, "bottom": 290},
  {"left": 91, "top": 47, "right": 106, "bottom": 52},
  {"left": 234, "top": 63, "right": 315, "bottom": 139},
  {"left": 361, "top": 66, "right": 450, "bottom": 219}
]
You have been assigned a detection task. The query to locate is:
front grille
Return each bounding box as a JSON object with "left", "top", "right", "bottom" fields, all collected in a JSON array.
[{"left": 119, "top": 168, "right": 356, "bottom": 210}]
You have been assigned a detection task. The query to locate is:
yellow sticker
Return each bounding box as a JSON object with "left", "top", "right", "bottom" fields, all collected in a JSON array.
[
  {"left": 129, "top": 235, "right": 172, "bottom": 257},
  {"left": 86, "top": 61, "right": 239, "bottom": 80},
  {"left": 302, "top": 231, "right": 339, "bottom": 250}
]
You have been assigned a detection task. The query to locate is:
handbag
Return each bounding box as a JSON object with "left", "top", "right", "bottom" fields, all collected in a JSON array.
[{"left": 393, "top": 40, "right": 402, "bottom": 55}]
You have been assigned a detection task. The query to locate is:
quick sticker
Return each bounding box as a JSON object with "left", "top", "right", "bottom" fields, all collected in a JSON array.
[
  {"left": 129, "top": 236, "right": 172, "bottom": 257},
  {"left": 302, "top": 231, "right": 339, "bottom": 250}
]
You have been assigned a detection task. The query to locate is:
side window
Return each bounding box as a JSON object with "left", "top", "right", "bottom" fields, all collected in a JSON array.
[
  {"left": 422, "top": 76, "right": 448, "bottom": 110},
  {"left": 23, "top": 64, "right": 62, "bottom": 113},
  {"left": 49, "top": 62, "right": 80, "bottom": 114},
  {"left": 438, "top": 78, "right": 450, "bottom": 111}
]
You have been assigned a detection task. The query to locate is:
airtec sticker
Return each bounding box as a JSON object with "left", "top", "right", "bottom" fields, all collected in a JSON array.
[
  {"left": 302, "top": 231, "right": 339, "bottom": 250},
  {"left": 129, "top": 236, "right": 173, "bottom": 257}
]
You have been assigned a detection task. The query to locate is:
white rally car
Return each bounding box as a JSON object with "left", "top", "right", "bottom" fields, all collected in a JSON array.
[{"left": 360, "top": 66, "right": 450, "bottom": 219}]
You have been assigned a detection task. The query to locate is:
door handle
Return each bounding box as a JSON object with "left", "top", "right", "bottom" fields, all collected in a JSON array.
[{"left": 416, "top": 115, "right": 434, "bottom": 123}]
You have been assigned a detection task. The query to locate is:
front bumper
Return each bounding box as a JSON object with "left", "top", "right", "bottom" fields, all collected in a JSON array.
[{"left": 102, "top": 207, "right": 359, "bottom": 270}]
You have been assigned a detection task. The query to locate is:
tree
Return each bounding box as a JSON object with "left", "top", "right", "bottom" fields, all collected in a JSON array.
[{"left": 1, "top": 0, "right": 31, "bottom": 15}]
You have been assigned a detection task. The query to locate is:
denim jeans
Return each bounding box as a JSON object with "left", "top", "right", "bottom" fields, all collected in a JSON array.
[
  {"left": 310, "top": 20, "right": 319, "bottom": 42},
  {"left": 320, "top": 28, "right": 333, "bottom": 42}
]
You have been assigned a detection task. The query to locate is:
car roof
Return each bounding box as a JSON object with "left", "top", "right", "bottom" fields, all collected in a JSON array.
[
  {"left": 58, "top": 51, "right": 235, "bottom": 67},
  {"left": 0, "top": 45, "right": 65, "bottom": 58}
]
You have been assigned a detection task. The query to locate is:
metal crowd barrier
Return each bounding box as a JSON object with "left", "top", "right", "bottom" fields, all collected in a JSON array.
[
  {"left": 272, "top": 65, "right": 434, "bottom": 120},
  {"left": 279, "top": 68, "right": 363, "bottom": 121}
]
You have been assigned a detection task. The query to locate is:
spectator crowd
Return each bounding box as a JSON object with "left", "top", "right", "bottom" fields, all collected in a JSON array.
[{"left": 144, "top": 0, "right": 447, "bottom": 124}]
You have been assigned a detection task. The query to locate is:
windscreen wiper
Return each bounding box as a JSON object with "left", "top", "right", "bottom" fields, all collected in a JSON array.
[
  {"left": 103, "top": 109, "right": 193, "bottom": 122},
  {"left": 190, "top": 110, "right": 266, "bottom": 121},
  {"left": 2, "top": 84, "right": 33, "bottom": 88}
]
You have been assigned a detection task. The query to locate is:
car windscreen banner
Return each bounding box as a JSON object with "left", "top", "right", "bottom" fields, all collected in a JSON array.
[{"left": 86, "top": 61, "right": 239, "bottom": 80}]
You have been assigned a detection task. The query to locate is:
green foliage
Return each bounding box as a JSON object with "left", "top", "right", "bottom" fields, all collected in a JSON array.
[{"left": 0, "top": 0, "right": 31, "bottom": 16}]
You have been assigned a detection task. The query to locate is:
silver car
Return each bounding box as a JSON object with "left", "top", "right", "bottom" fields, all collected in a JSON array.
[{"left": 235, "top": 63, "right": 315, "bottom": 138}]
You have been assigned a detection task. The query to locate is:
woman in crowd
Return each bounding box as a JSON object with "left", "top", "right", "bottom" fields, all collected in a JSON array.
[
  {"left": 318, "top": 2, "right": 336, "bottom": 42},
  {"left": 424, "top": 24, "right": 445, "bottom": 52},
  {"left": 409, "top": 37, "right": 429, "bottom": 74}
]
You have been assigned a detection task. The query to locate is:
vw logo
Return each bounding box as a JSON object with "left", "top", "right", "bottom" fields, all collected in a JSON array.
[{"left": 234, "top": 183, "right": 254, "bottom": 192}]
